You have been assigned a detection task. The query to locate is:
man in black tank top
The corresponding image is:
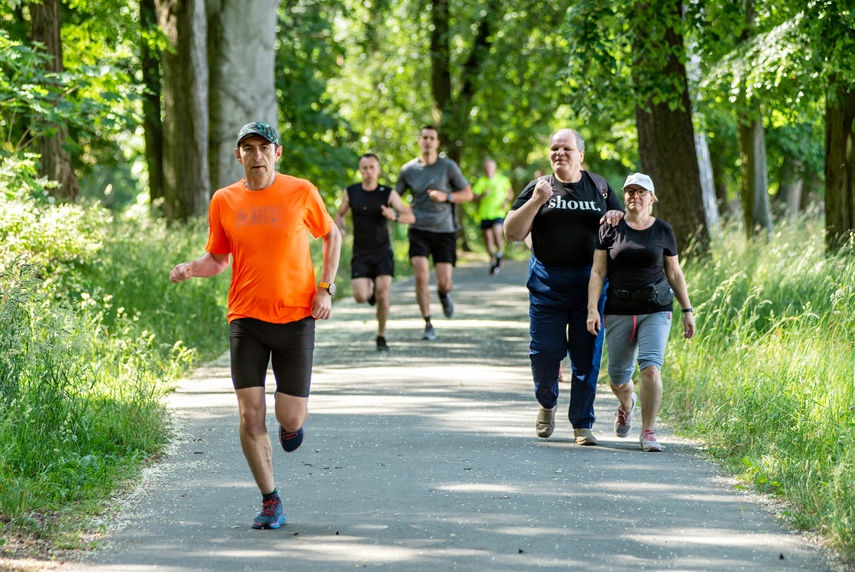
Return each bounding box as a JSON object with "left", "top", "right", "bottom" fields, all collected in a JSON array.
[{"left": 335, "top": 153, "right": 414, "bottom": 350}]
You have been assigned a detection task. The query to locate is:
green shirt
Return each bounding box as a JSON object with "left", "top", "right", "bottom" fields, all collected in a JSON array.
[{"left": 472, "top": 173, "right": 512, "bottom": 221}]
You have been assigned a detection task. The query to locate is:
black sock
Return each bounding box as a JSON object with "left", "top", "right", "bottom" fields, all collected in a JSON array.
[
  {"left": 424, "top": 316, "right": 432, "bottom": 326},
  {"left": 263, "top": 489, "right": 279, "bottom": 501},
  {"left": 438, "top": 292, "right": 449, "bottom": 301}
]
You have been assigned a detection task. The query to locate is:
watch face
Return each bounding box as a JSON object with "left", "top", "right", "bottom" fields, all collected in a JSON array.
[{"left": 327, "top": 283, "right": 338, "bottom": 296}]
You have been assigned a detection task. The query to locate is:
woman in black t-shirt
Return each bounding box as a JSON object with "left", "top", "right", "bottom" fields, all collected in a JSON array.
[{"left": 586, "top": 173, "right": 695, "bottom": 452}]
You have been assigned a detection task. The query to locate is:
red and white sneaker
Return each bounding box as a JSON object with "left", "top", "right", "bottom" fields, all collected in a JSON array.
[{"left": 639, "top": 429, "right": 663, "bottom": 452}]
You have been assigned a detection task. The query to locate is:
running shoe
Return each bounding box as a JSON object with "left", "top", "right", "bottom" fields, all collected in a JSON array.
[
  {"left": 640, "top": 429, "right": 663, "bottom": 452},
  {"left": 422, "top": 323, "right": 437, "bottom": 340},
  {"left": 279, "top": 424, "right": 305, "bottom": 453},
  {"left": 440, "top": 294, "right": 455, "bottom": 318},
  {"left": 376, "top": 336, "right": 390, "bottom": 351},
  {"left": 252, "top": 496, "right": 286, "bottom": 529},
  {"left": 614, "top": 393, "right": 637, "bottom": 438},
  {"left": 367, "top": 292, "right": 376, "bottom": 306}
]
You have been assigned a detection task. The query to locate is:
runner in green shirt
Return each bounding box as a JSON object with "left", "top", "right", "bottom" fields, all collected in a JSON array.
[{"left": 472, "top": 158, "right": 515, "bottom": 275}]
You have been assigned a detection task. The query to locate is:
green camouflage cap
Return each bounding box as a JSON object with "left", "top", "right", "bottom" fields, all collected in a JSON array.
[{"left": 236, "top": 122, "right": 280, "bottom": 147}]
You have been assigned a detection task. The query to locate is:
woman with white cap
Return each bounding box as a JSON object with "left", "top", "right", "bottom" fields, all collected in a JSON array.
[{"left": 585, "top": 172, "right": 695, "bottom": 452}]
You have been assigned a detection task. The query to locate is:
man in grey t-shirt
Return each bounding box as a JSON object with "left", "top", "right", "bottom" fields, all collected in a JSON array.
[{"left": 395, "top": 125, "right": 472, "bottom": 341}]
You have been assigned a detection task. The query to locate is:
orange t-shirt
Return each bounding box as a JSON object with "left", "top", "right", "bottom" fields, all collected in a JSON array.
[{"left": 206, "top": 174, "right": 334, "bottom": 324}]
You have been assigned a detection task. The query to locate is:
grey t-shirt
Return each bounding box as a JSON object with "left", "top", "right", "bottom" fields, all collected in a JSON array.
[{"left": 395, "top": 156, "right": 469, "bottom": 233}]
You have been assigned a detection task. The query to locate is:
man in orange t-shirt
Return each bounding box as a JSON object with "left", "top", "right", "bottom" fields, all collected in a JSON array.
[{"left": 169, "top": 122, "right": 341, "bottom": 530}]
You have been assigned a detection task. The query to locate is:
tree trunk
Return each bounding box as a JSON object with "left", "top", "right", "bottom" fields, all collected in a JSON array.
[
  {"left": 207, "top": 0, "right": 280, "bottom": 192},
  {"left": 824, "top": 85, "right": 855, "bottom": 250},
  {"left": 695, "top": 132, "right": 720, "bottom": 232},
  {"left": 29, "top": 0, "right": 79, "bottom": 201},
  {"left": 140, "top": 0, "right": 164, "bottom": 206},
  {"left": 779, "top": 157, "right": 803, "bottom": 220},
  {"left": 737, "top": 117, "right": 773, "bottom": 237},
  {"left": 156, "top": 0, "right": 210, "bottom": 221},
  {"left": 429, "top": 0, "right": 452, "bottom": 135},
  {"left": 709, "top": 144, "right": 731, "bottom": 215},
  {"left": 632, "top": 0, "right": 709, "bottom": 254}
]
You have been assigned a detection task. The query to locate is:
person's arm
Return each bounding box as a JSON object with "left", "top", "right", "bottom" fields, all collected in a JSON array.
[
  {"left": 586, "top": 249, "right": 609, "bottom": 335},
  {"left": 381, "top": 190, "right": 415, "bottom": 224},
  {"left": 333, "top": 191, "right": 350, "bottom": 236},
  {"left": 600, "top": 210, "right": 625, "bottom": 226},
  {"left": 311, "top": 225, "right": 342, "bottom": 320},
  {"left": 169, "top": 252, "right": 230, "bottom": 283},
  {"left": 428, "top": 184, "right": 473, "bottom": 204},
  {"left": 599, "top": 184, "right": 625, "bottom": 226},
  {"left": 664, "top": 255, "right": 695, "bottom": 339},
  {"left": 504, "top": 177, "right": 551, "bottom": 242}
]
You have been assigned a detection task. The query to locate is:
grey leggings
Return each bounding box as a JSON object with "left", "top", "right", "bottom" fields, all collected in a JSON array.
[{"left": 604, "top": 312, "right": 672, "bottom": 384}]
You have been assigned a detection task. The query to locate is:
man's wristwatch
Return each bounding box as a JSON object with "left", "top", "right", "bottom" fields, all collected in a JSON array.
[{"left": 318, "top": 282, "right": 337, "bottom": 296}]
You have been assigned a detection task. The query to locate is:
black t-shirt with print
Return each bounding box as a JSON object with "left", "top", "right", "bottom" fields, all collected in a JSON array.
[
  {"left": 596, "top": 218, "right": 678, "bottom": 315},
  {"left": 347, "top": 184, "right": 392, "bottom": 256},
  {"left": 511, "top": 171, "right": 623, "bottom": 268}
]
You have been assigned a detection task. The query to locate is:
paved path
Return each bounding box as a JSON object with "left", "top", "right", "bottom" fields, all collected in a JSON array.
[{"left": 62, "top": 260, "right": 831, "bottom": 571}]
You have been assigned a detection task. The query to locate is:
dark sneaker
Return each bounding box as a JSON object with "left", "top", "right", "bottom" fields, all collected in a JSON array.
[
  {"left": 279, "top": 424, "right": 305, "bottom": 453},
  {"left": 367, "top": 292, "right": 376, "bottom": 306},
  {"left": 614, "top": 393, "right": 637, "bottom": 438},
  {"left": 252, "top": 496, "right": 286, "bottom": 529},
  {"left": 536, "top": 406, "right": 556, "bottom": 438},
  {"left": 489, "top": 262, "right": 500, "bottom": 275},
  {"left": 574, "top": 428, "right": 598, "bottom": 446},
  {"left": 422, "top": 324, "right": 437, "bottom": 341},
  {"left": 440, "top": 294, "right": 455, "bottom": 318},
  {"left": 640, "top": 429, "right": 663, "bottom": 452},
  {"left": 376, "top": 336, "right": 390, "bottom": 351}
]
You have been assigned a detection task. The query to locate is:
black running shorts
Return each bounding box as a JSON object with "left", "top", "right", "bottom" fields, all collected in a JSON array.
[
  {"left": 408, "top": 228, "right": 457, "bottom": 265},
  {"left": 229, "top": 316, "right": 315, "bottom": 397},
  {"left": 351, "top": 249, "right": 395, "bottom": 280}
]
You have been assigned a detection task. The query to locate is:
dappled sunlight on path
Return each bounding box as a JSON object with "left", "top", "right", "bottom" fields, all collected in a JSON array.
[{"left": 60, "top": 260, "right": 832, "bottom": 572}]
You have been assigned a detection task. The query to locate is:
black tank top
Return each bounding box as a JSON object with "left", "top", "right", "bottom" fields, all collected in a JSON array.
[{"left": 347, "top": 183, "right": 392, "bottom": 255}]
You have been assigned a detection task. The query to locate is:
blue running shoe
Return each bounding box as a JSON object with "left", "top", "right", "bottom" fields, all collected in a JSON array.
[
  {"left": 279, "top": 424, "right": 305, "bottom": 453},
  {"left": 252, "top": 496, "right": 286, "bottom": 529}
]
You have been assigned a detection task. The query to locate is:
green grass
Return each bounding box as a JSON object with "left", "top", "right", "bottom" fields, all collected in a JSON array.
[{"left": 663, "top": 215, "right": 855, "bottom": 561}]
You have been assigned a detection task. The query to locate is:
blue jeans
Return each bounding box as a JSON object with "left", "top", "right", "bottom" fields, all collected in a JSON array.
[{"left": 527, "top": 257, "right": 607, "bottom": 429}]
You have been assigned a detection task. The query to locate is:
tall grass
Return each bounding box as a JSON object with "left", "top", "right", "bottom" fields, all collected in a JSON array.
[
  {"left": 664, "top": 215, "right": 855, "bottom": 560},
  {"left": 0, "top": 267, "right": 193, "bottom": 541},
  {"left": 0, "top": 154, "right": 227, "bottom": 546}
]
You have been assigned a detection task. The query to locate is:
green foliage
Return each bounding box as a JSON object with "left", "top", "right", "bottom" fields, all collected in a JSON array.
[
  {"left": 665, "top": 217, "right": 855, "bottom": 560},
  {"left": 0, "top": 153, "right": 109, "bottom": 275},
  {"left": 0, "top": 153, "right": 222, "bottom": 542},
  {"left": 276, "top": 0, "right": 360, "bottom": 207},
  {"left": 65, "top": 211, "right": 231, "bottom": 363},
  {"left": 0, "top": 266, "right": 189, "bottom": 526}
]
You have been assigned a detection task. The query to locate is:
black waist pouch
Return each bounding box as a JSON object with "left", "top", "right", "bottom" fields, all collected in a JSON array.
[{"left": 608, "top": 278, "right": 674, "bottom": 307}]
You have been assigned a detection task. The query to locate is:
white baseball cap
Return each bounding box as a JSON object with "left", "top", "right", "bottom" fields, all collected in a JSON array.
[{"left": 622, "top": 173, "right": 655, "bottom": 195}]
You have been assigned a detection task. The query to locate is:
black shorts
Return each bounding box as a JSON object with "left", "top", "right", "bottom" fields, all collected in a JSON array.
[
  {"left": 408, "top": 228, "right": 457, "bottom": 266},
  {"left": 480, "top": 217, "right": 504, "bottom": 231},
  {"left": 229, "top": 317, "right": 315, "bottom": 397},
  {"left": 351, "top": 249, "right": 395, "bottom": 280}
]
